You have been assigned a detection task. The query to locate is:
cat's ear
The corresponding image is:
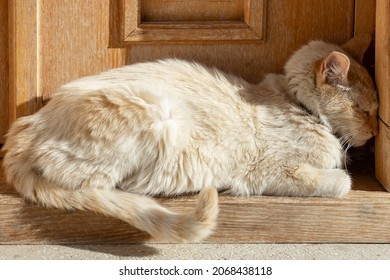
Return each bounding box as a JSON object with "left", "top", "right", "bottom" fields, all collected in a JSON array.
[
  {"left": 319, "top": 51, "right": 350, "bottom": 86},
  {"left": 341, "top": 33, "right": 372, "bottom": 63}
]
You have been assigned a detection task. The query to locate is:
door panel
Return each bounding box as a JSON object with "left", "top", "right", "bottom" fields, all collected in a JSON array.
[
  {"left": 39, "top": 0, "right": 126, "bottom": 100},
  {"left": 141, "top": 0, "right": 245, "bottom": 21},
  {"left": 124, "top": 0, "right": 355, "bottom": 84},
  {"left": 7, "top": 0, "right": 126, "bottom": 135},
  {"left": 110, "top": 0, "right": 266, "bottom": 44}
]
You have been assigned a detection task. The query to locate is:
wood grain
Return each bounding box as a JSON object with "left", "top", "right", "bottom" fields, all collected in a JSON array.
[
  {"left": 0, "top": 0, "right": 9, "bottom": 144},
  {"left": 376, "top": 120, "right": 390, "bottom": 192},
  {"left": 126, "top": 0, "right": 356, "bottom": 83},
  {"left": 376, "top": 0, "right": 390, "bottom": 125},
  {"left": 113, "top": 0, "right": 266, "bottom": 44},
  {"left": 8, "top": 0, "right": 41, "bottom": 134},
  {"left": 141, "top": 0, "right": 244, "bottom": 22},
  {"left": 39, "top": 0, "right": 126, "bottom": 99},
  {"left": 244, "top": 0, "right": 266, "bottom": 40},
  {"left": 126, "top": 22, "right": 264, "bottom": 43},
  {"left": 354, "top": 0, "right": 376, "bottom": 36},
  {"left": 375, "top": 0, "right": 390, "bottom": 191},
  {"left": 7, "top": 0, "right": 127, "bottom": 126},
  {"left": 1, "top": 159, "right": 389, "bottom": 244}
]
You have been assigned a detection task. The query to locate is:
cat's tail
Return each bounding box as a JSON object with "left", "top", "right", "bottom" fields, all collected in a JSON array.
[{"left": 6, "top": 168, "right": 219, "bottom": 243}]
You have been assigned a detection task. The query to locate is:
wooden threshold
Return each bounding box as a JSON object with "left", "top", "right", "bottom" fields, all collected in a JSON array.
[{"left": 0, "top": 158, "right": 390, "bottom": 244}]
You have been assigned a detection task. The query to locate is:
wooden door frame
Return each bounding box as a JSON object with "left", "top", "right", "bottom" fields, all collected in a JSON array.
[
  {"left": 8, "top": 0, "right": 42, "bottom": 135},
  {"left": 375, "top": 0, "right": 390, "bottom": 191}
]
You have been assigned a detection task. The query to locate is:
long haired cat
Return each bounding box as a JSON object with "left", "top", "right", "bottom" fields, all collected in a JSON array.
[{"left": 2, "top": 34, "right": 378, "bottom": 242}]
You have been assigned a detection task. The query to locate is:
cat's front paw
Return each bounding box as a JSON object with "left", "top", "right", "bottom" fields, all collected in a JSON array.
[{"left": 325, "top": 169, "right": 351, "bottom": 198}]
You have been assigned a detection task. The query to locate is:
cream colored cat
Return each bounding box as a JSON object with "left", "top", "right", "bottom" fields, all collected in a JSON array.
[{"left": 2, "top": 35, "right": 378, "bottom": 242}]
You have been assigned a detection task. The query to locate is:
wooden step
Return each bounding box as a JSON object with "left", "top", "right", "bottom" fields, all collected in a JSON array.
[{"left": 1, "top": 159, "right": 389, "bottom": 244}]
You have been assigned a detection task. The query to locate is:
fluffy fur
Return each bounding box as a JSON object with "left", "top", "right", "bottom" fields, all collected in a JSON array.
[{"left": 2, "top": 35, "right": 378, "bottom": 242}]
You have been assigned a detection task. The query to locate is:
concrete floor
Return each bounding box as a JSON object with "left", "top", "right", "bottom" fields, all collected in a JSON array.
[{"left": 1, "top": 244, "right": 390, "bottom": 260}]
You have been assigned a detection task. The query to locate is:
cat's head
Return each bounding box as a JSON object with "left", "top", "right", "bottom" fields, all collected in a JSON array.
[{"left": 285, "top": 34, "right": 378, "bottom": 147}]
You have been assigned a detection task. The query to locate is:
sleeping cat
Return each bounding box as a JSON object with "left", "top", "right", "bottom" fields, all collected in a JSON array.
[{"left": 2, "top": 34, "right": 378, "bottom": 242}]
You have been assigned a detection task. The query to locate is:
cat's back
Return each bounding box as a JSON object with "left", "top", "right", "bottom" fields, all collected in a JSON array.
[
  {"left": 53, "top": 59, "right": 254, "bottom": 145},
  {"left": 61, "top": 59, "right": 247, "bottom": 99}
]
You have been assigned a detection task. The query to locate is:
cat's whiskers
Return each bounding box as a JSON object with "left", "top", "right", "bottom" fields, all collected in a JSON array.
[
  {"left": 343, "top": 142, "right": 353, "bottom": 172},
  {"left": 338, "top": 132, "right": 354, "bottom": 171}
]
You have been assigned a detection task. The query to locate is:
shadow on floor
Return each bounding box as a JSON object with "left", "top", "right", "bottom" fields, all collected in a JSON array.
[{"left": 63, "top": 243, "right": 159, "bottom": 258}]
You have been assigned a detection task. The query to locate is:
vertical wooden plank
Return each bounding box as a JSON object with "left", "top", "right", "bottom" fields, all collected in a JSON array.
[
  {"left": 354, "top": 0, "right": 376, "bottom": 35},
  {"left": 375, "top": 0, "right": 390, "bottom": 191},
  {"left": 109, "top": 0, "right": 125, "bottom": 47},
  {"left": 8, "top": 0, "right": 40, "bottom": 129},
  {"left": 245, "top": 0, "right": 266, "bottom": 40},
  {"left": 376, "top": 120, "right": 390, "bottom": 191},
  {"left": 376, "top": 0, "right": 390, "bottom": 124},
  {"left": 7, "top": 0, "right": 127, "bottom": 119},
  {"left": 0, "top": 0, "right": 9, "bottom": 143},
  {"left": 124, "top": 0, "right": 139, "bottom": 39},
  {"left": 39, "top": 0, "right": 126, "bottom": 99}
]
